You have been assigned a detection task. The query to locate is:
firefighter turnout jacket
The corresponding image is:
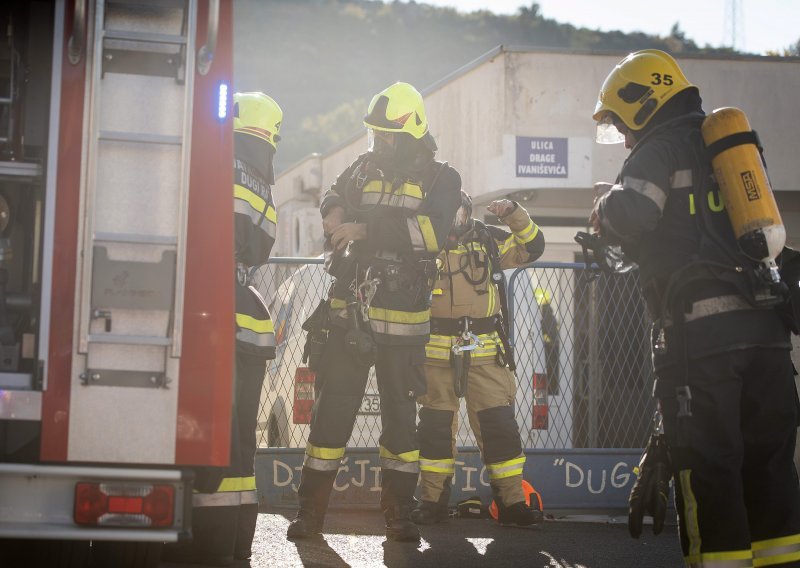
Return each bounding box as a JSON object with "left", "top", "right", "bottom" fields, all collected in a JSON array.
[
  {"left": 417, "top": 204, "right": 544, "bottom": 510},
  {"left": 594, "top": 113, "right": 790, "bottom": 365},
  {"left": 233, "top": 132, "right": 276, "bottom": 359},
  {"left": 321, "top": 152, "right": 462, "bottom": 345},
  {"left": 594, "top": 112, "right": 800, "bottom": 567},
  {"left": 427, "top": 204, "right": 545, "bottom": 365}
]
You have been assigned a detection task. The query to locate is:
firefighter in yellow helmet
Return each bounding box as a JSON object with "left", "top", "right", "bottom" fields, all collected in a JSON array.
[
  {"left": 163, "top": 92, "right": 282, "bottom": 566},
  {"left": 411, "top": 191, "right": 545, "bottom": 526},
  {"left": 287, "top": 82, "right": 461, "bottom": 542},
  {"left": 590, "top": 50, "right": 800, "bottom": 566}
]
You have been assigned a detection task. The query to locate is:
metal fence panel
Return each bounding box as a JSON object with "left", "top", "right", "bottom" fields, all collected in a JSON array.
[{"left": 252, "top": 259, "right": 655, "bottom": 451}]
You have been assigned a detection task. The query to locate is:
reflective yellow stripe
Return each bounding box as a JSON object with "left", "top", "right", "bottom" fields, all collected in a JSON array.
[
  {"left": 486, "top": 456, "right": 526, "bottom": 479},
  {"left": 330, "top": 298, "right": 346, "bottom": 309},
  {"left": 448, "top": 242, "right": 486, "bottom": 255},
  {"left": 234, "top": 184, "right": 277, "bottom": 223},
  {"left": 416, "top": 215, "right": 439, "bottom": 252},
  {"left": 217, "top": 476, "right": 257, "bottom": 493},
  {"left": 363, "top": 179, "right": 423, "bottom": 199},
  {"left": 432, "top": 288, "right": 443, "bottom": 295},
  {"left": 420, "top": 458, "right": 455, "bottom": 474},
  {"left": 368, "top": 307, "right": 429, "bottom": 324},
  {"left": 379, "top": 446, "right": 419, "bottom": 463},
  {"left": 306, "top": 444, "right": 346, "bottom": 460},
  {"left": 680, "top": 469, "right": 702, "bottom": 557},
  {"left": 685, "top": 549, "right": 753, "bottom": 567},
  {"left": 236, "top": 313, "right": 274, "bottom": 334},
  {"left": 498, "top": 236, "right": 518, "bottom": 255},
  {"left": 425, "top": 345, "right": 451, "bottom": 359},
  {"left": 514, "top": 220, "right": 539, "bottom": 244},
  {"left": 753, "top": 533, "right": 800, "bottom": 567},
  {"left": 487, "top": 279, "right": 495, "bottom": 317},
  {"left": 425, "top": 333, "right": 500, "bottom": 360}
]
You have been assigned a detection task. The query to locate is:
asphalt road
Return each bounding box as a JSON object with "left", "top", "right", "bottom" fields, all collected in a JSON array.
[{"left": 161, "top": 509, "right": 683, "bottom": 568}]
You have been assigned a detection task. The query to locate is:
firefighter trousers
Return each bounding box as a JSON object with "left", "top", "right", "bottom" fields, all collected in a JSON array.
[
  {"left": 417, "top": 362, "right": 526, "bottom": 507},
  {"left": 656, "top": 347, "right": 800, "bottom": 567},
  {"left": 162, "top": 351, "right": 267, "bottom": 565},
  {"left": 296, "top": 325, "right": 425, "bottom": 518}
]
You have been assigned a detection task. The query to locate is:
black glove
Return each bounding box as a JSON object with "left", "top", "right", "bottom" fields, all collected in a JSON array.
[{"left": 628, "top": 433, "right": 672, "bottom": 539}]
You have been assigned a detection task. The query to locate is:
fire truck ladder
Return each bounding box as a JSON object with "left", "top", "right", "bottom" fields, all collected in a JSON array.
[{"left": 76, "top": 0, "right": 212, "bottom": 389}]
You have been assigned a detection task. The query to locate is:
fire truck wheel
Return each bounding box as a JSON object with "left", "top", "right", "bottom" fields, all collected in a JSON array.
[{"left": 90, "top": 541, "right": 163, "bottom": 568}]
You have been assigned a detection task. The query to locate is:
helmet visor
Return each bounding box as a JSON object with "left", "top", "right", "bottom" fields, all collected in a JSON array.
[
  {"left": 595, "top": 113, "right": 626, "bottom": 145},
  {"left": 367, "top": 128, "right": 396, "bottom": 156}
]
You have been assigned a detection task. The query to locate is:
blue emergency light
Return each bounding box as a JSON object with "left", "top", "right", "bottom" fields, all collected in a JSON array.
[{"left": 218, "top": 83, "right": 228, "bottom": 120}]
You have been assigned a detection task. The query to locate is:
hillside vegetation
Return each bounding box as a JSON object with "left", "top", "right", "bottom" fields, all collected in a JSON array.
[{"left": 233, "top": 0, "right": 736, "bottom": 171}]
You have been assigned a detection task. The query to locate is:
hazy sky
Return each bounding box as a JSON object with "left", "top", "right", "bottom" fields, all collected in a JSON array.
[{"left": 394, "top": 0, "right": 799, "bottom": 55}]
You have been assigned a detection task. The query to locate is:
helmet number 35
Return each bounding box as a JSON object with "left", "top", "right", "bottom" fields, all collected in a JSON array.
[{"left": 651, "top": 73, "right": 674, "bottom": 86}]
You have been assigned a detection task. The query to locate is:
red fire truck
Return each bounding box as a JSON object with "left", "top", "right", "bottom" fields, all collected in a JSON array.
[{"left": 0, "top": 0, "right": 235, "bottom": 565}]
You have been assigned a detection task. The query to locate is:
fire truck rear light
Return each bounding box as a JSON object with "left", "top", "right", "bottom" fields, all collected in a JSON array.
[{"left": 74, "top": 483, "right": 175, "bottom": 528}]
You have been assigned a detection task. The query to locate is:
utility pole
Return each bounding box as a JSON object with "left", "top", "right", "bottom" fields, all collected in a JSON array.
[{"left": 724, "top": 0, "right": 744, "bottom": 51}]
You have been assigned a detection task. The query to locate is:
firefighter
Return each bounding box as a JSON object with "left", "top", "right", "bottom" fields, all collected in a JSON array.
[
  {"left": 286, "top": 82, "right": 462, "bottom": 542},
  {"left": 163, "top": 92, "right": 281, "bottom": 566},
  {"left": 411, "top": 191, "right": 545, "bottom": 526},
  {"left": 590, "top": 49, "right": 800, "bottom": 566}
]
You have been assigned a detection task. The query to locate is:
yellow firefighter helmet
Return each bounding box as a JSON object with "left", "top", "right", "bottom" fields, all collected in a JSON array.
[
  {"left": 233, "top": 92, "right": 283, "bottom": 149},
  {"left": 534, "top": 288, "right": 552, "bottom": 306},
  {"left": 364, "top": 82, "right": 429, "bottom": 140},
  {"left": 593, "top": 49, "right": 695, "bottom": 141}
]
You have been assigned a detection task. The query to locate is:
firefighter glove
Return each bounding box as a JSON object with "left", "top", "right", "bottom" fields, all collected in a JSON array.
[{"left": 628, "top": 433, "right": 672, "bottom": 539}]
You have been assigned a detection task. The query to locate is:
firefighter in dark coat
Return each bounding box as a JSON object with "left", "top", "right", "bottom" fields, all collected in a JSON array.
[
  {"left": 287, "top": 82, "right": 462, "bottom": 542},
  {"left": 591, "top": 49, "right": 800, "bottom": 567},
  {"left": 163, "top": 92, "right": 281, "bottom": 566}
]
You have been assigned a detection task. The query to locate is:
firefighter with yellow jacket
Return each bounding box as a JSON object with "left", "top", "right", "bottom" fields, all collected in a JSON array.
[
  {"left": 412, "top": 191, "right": 545, "bottom": 526},
  {"left": 163, "top": 92, "right": 281, "bottom": 566}
]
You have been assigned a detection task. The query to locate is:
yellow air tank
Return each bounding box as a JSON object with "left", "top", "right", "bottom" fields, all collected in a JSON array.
[{"left": 701, "top": 107, "right": 785, "bottom": 282}]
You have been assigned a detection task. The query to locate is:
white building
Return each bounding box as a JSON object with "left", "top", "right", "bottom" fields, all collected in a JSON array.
[{"left": 273, "top": 46, "right": 800, "bottom": 259}]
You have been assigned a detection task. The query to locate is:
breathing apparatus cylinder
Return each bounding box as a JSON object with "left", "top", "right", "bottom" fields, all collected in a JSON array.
[{"left": 701, "top": 107, "right": 785, "bottom": 282}]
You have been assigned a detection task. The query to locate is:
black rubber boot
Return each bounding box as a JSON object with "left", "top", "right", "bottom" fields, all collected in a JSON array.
[
  {"left": 286, "top": 467, "right": 336, "bottom": 539},
  {"left": 286, "top": 508, "right": 324, "bottom": 540},
  {"left": 496, "top": 500, "right": 543, "bottom": 526},
  {"left": 410, "top": 479, "right": 450, "bottom": 525},
  {"left": 384, "top": 505, "right": 421, "bottom": 542}
]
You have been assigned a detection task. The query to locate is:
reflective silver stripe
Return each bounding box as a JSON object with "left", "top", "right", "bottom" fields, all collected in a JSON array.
[
  {"left": 193, "top": 492, "right": 241, "bottom": 507},
  {"left": 407, "top": 217, "right": 426, "bottom": 252},
  {"left": 260, "top": 217, "right": 277, "bottom": 240},
  {"left": 370, "top": 319, "right": 429, "bottom": 337},
  {"left": 236, "top": 328, "right": 276, "bottom": 348},
  {"left": 671, "top": 169, "right": 693, "bottom": 189},
  {"left": 304, "top": 455, "right": 342, "bottom": 472},
  {"left": 380, "top": 457, "right": 420, "bottom": 474},
  {"left": 623, "top": 175, "right": 667, "bottom": 211},
  {"left": 666, "top": 295, "right": 754, "bottom": 326},
  {"left": 753, "top": 538, "right": 800, "bottom": 563},
  {"left": 234, "top": 199, "right": 277, "bottom": 239},
  {"left": 240, "top": 490, "right": 258, "bottom": 506},
  {"left": 514, "top": 220, "right": 539, "bottom": 244}
]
